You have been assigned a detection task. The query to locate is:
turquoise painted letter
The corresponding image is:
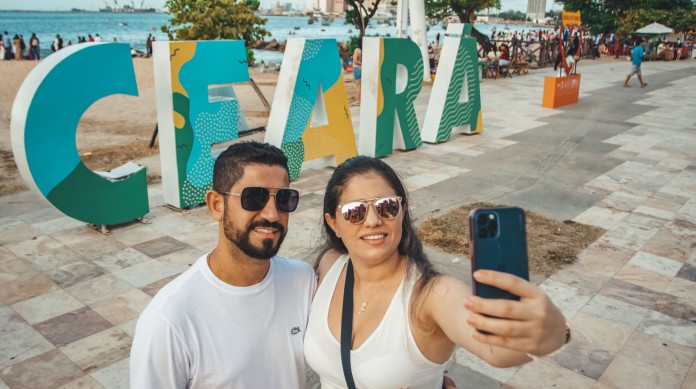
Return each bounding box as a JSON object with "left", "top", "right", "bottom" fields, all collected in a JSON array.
[
  {"left": 11, "top": 43, "right": 148, "bottom": 225},
  {"left": 153, "top": 40, "right": 250, "bottom": 208}
]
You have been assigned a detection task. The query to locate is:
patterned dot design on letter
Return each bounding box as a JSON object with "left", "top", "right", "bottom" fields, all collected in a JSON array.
[
  {"left": 283, "top": 95, "right": 314, "bottom": 143},
  {"left": 178, "top": 100, "right": 239, "bottom": 207},
  {"left": 302, "top": 40, "right": 322, "bottom": 61},
  {"left": 181, "top": 179, "right": 212, "bottom": 208},
  {"left": 282, "top": 140, "right": 305, "bottom": 180},
  {"left": 302, "top": 122, "right": 354, "bottom": 164}
]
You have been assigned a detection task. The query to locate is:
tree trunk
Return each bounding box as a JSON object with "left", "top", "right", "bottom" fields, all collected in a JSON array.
[{"left": 451, "top": 3, "right": 494, "bottom": 54}]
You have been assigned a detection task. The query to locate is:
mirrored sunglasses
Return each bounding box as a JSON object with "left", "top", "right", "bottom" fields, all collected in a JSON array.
[{"left": 337, "top": 196, "right": 403, "bottom": 224}]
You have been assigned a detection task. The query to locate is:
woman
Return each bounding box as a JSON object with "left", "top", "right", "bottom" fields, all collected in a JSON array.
[
  {"left": 499, "top": 44, "right": 510, "bottom": 66},
  {"left": 12, "top": 34, "right": 22, "bottom": 60},
  {"left": 305, "top": 156, "right": 568, "bottom": 388}
]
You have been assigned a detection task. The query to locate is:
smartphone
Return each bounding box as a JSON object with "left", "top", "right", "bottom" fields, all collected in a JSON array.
[{"left": 469, "top": 206, "right": 529, "bottom": 301}]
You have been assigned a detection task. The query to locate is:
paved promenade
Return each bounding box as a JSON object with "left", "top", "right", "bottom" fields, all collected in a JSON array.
[{"left": 1, "top": 58, "right": 695, "bottom": 388}]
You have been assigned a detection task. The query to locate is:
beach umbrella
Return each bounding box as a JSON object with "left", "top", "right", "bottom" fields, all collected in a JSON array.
[{"left": 636, "top": 22, "right": 674, "bottom": 34}]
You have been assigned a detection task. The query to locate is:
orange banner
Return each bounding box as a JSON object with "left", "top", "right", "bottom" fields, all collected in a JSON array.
[{"left": 562, "top": 10, "right": 581, "bottom": 26}]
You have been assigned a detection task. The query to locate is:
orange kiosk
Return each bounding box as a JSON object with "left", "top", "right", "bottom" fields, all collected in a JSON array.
[{"left": 542, "top": 10, "right": 582, "bottom": 108}]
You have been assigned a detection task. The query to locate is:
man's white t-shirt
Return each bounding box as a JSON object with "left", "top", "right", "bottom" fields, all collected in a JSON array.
[{"left": 130, "top": 254, "right": 316, "bottom": 388}]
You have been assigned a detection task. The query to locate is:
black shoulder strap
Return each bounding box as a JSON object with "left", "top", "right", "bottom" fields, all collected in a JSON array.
[{"left": 341, "top": 259, "right": 357, "bottom": 389}]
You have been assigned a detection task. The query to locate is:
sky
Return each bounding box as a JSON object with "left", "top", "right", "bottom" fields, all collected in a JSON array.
[{"left": 0, "top": 0, "right": 559, "bottom": 12}]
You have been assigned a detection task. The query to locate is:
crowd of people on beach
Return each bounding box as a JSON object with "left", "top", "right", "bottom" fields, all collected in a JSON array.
[
  {"left": 490, "top": 25, "right": 692, "bottom": 61},
  {"left": 1, "top": 32, "right": 36, "bottom": 60},
  {"left": 0, "top": 31, "right": 156, "bottom": 60}
]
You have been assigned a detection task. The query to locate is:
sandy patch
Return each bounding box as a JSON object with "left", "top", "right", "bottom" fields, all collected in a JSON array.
[{"left": 418, "top": 202, "right": 606, "bottom": 276}]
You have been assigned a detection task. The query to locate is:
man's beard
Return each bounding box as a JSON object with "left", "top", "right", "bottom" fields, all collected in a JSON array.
[{"left": 223, "top": 211, "right": 286, "bottom": 260}]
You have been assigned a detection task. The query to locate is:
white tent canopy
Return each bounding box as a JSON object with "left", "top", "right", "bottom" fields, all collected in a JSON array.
[{"left": 636, "top": 22, "right": 674, "bottom": 34}]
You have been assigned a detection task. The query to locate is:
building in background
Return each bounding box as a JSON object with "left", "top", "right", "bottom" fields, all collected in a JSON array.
[
  {"left": 526, "top": 0, "right": 546, "bottom": 23},
  {"left": 332, "top": 0, "right": 347, "bottom": 14}
]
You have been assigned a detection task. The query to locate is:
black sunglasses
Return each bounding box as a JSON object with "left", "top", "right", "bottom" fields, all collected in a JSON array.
[{"left": 218, "top": 187, "right": 300, "bottom": 213}]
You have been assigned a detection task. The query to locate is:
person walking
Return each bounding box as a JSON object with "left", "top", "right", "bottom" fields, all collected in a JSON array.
[
  {"left": 30, "top": 33, "right": 40, "bottom": 60},
  {"left": 624, "top": 38, "right": 647, "bottom": 88}
]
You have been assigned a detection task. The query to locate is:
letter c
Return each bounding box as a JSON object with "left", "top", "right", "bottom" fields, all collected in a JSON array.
[{"left": 11, "top": 43, "right": 148, "bottom": 225}]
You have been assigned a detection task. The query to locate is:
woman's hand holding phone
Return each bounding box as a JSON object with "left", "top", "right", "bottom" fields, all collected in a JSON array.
[{"left": 464, "top": 269, "right": 567, "bottom": 357}]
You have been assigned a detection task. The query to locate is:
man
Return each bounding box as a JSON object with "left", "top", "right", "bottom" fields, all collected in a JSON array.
[
  {"left": 624, "top": 38, "right": 647, "bottom": 88},
  {"left": 2, "top": 31, "right": 13, "bottom": 60},
  {"left": 352, "top": 41, "right": 362, "bottom": 106},
  {"left": 146, "top": 33, "right": 153, "bottom": 56},
  {"left": 30, "top": 33, "right": 40, "bottom": 60},
  {"left": 130, "top": 141, "right": 315, "bottom": 388},
  {"left": 94, "top": 33, "right": 102, "bottom": 42},
  {"left": 593, "top": 33, "right": 602, "bottom": 58},
  {"left": 52, "top": 34, "right": 62, "bottom": 52}
]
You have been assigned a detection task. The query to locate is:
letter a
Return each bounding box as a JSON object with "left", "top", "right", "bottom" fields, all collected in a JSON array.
[
  {"left": 265, "top": 38, "right": 357, "bottom": 180},
  {"left": 422, "top": 24, "right": 483, "bottom": 143}
]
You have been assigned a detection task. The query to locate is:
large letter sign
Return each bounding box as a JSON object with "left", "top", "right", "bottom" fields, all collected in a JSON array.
[
  {"left": 359, "top": 37, "right": 424, "bottom": 157},
  {"left": 11, "top": 43, "right": 148, "bottom": 225},
  {"left": 153, "top": 40, "right": 249, "bottom": 208},
  {"left": 422, "top": 24, "right": 483, "bottom": 143},
  {"left": 265, "top": 38, "right": 357, "bottom": 180}
]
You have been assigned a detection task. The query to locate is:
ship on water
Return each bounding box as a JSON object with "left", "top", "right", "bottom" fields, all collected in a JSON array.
[{"left": 99, "top": 0, "right": 157, "bottom": 13}]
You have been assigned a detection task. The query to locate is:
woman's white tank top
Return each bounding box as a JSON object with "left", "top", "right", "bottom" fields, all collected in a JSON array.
[{"left": 304, "top": 254, "right": 446, "bottom": 389}]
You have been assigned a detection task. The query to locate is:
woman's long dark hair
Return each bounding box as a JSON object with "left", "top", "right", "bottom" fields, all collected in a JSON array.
[{"left": 317, "top": 156, "right": 440, "bottom": 329}]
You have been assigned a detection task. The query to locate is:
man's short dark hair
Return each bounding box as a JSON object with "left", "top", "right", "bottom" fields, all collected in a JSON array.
[{"left": 212, "top": 141, "right": 289, "bottom": 192}]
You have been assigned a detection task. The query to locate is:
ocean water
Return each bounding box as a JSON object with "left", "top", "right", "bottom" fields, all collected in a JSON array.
[{"left": 0, "top": 12, "right": 536, "bottom": 63}]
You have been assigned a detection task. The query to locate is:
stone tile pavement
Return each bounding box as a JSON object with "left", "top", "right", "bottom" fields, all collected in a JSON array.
[{"left": 1, "top": 59, "right": 695, "bottom": 388}]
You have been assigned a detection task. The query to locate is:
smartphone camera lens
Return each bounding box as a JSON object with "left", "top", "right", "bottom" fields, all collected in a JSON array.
[
  {"left": 477, "top": 214, "right": 488, "bottom": 226},
  {"left": 489, "top": 220, "right": 498, "bottom": 231},
  {"left": 478, "top": 229, "right": 488, "bottom": 239}
]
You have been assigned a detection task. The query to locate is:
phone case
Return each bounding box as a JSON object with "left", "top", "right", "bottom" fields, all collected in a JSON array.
[{"left": 469, "top": 206, "right": 529, "bottom": 300}]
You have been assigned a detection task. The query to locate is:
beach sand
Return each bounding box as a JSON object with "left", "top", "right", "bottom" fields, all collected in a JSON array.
[{"left": 0, "top": 58, "right": 359, "bottom": 195}]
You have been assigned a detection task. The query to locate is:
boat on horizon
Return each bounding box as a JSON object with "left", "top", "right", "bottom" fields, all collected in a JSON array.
[{"left": 99, "top": 0, "right": 157, "bottom": 13}]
